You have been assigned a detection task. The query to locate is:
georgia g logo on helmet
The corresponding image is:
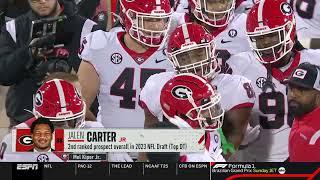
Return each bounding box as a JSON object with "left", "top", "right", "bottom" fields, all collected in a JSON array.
[
  {"left": 171, "top": 86, "right": 192, "bottom": 99},
  {"left": 34, "top": 91, "right": 43, "bottom": 107},
  {"left": 280, "top": 2, "right": 292, "bottom": 15}
]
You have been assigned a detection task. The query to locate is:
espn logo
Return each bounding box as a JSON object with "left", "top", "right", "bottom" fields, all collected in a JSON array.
[
  {"left": 212, "top": 164, "right": 228, "bottom": 168},
  {"left": 17, "top": 164, "right": 38, "bottom": 170}
]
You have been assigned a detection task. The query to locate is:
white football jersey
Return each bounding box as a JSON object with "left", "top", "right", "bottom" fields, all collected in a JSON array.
[
  {"left": 139, "top": 71, "right": 255, "bottom": 161},
  {"left": 228, "top": 49, "right": 320, "bottom": 161},
  {"left": 235, "top": 0, "right": 254, "bottom": 14},
  {"left": 0, "top": 121, "right": 104, "bottom": 162},
  {"left": 170, "top": 12, "right": 251, "bottom": 69},
  {"left": 109, "top": 26, "right": 124, "bottom": 33},
  {"left": 174, "top": 0, "right": 189, "bottom": 13},
  {"left": 79, "top": 30, "right": 173, "bottom": 128},
  {"left": 290, "top": 0, "right": 320, "bottom": 38}
]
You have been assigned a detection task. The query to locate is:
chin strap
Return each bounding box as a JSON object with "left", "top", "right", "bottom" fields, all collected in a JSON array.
[{"left": 262, "top": 64, "right": 276, "bottom": 93}]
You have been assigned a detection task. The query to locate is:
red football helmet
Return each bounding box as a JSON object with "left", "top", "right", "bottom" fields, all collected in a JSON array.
[
  {"left": 33, "top": 79, "right": 86, "bottom": 128},
  {"left": 167, "top": 23, "right": 218, "bottom": 78},
  {"left": 119, "top": 0, "right": 173, "bottom": 47},
  {"left": 189, "top": 0, "right": 235, "bottom": 27},
  {"left": 246, "top": 0, "right": 296, "bottom": 64},
  {"left": 160, "top": 73, "right": 224, "bottom": 130}
]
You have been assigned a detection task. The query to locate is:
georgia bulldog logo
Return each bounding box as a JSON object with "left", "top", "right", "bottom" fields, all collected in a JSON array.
[
  {"left": 34, "top": 91, "right": 43, "bottom": 107},
  {"left": 280, "top": 2, "right": 292, "bottom": 15},
  {"left": 171, "top": 86, "right": 192, "bottom": 99},
  {"left": 19, "top": 135, "right": 33, "bottom": 146},
  {"left": 15, "top": 129, "right": 34, "bottom": 152}
]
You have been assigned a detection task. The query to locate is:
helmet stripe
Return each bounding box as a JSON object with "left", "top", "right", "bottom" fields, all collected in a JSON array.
[
  {"left": 181, "top": 23, "right": 191, "bottom": 43},
  {"left": 175, "top": 73, "right": 214, "bottom": 92},
  {"left": 156, "top": 0, "right": 161, "bottom": 10},
  {"left": 54, "top": 79, "right": 67, "bottom": 113},
  {"left": 257, "top": 0, "right": 265, "bottom": 27}
]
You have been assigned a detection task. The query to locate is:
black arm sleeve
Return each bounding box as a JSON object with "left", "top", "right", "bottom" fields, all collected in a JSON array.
[{"left": 0, "top": 26, "right": 34, "bottom": 86}]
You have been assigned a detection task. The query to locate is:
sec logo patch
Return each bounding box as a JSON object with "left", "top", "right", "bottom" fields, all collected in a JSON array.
[{"left": 111, "top": 53, "right": 123, "bottom": 64}]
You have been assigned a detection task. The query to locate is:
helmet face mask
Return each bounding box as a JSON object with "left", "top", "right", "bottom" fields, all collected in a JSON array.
[
  {"left": 127, "top": 10, "right": 172, "bottom": 47},
  {"left": 246, "top": 0, "right": 296, "bottom": 64},
  {"left": 247, "top": 21, "right": 294, "bottom": 64},
  {"left": 190, "top": 0, "right": 235, "bottom": 27},
  {"left": 169, "top": 41, "right": 217, "bottom": 78},
  {"left": 50, "top": 115, "right": 85, "bottom": 129},
  {"left": 47, "top": 104, "right": 86, "bottom": 129},
  {"left": 120, "top": 0, "right": 173, "bottom": 47},
  {"left": 185, "top": 93, "right": 224, "bottom": 130},
  {"left": 167, "top": 23, "right": 219, "bottom": 78}
]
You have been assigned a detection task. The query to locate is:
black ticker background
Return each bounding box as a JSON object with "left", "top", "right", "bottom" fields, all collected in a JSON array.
[{"left": 0, "top": 162, "right": 319, "bottom": 180}]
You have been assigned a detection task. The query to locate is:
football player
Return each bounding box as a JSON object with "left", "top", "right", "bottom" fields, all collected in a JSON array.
[
  {"left": 0, "top": 78, "right": 104, "bottom": 162},
  {"left": 227, "top": 0, "right": 320, "bottom": 162},
  {"left": 173, "top": 0, "right": 253, "bottom": 14},
  {"left": 140, "top": 22, "right": 255, "bottom": 160},
  {"left": 170, "top": 0, "right": 252, "bottom": 72},
  {"left": 77, "top": 0, "right": 174, "bottom": 161},
  {"left": 160, "top": 73, "right": 225, "bottom": 162}
]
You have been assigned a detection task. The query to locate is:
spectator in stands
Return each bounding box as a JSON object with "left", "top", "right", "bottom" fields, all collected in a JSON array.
[
  {"left": 0, "top": 0, "right": 98, "bottom": 127},
  {"left": 76, "top": 0, "right": 175, "bottom": 31},
  {"left": 77, "top": 0, "right": 118, "bottom": 31},
  {"left": 286, "top": 63, "right": 320, "bottom": 162}
]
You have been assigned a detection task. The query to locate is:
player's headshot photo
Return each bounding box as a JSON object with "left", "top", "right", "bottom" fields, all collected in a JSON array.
[{"left": 30, "top": 117, "right": 55, "bottom": 152}]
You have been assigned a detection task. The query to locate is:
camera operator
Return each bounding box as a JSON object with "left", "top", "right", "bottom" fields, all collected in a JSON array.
[{"left": 0, "top": 0, "right": 99, "bottom": 127}]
